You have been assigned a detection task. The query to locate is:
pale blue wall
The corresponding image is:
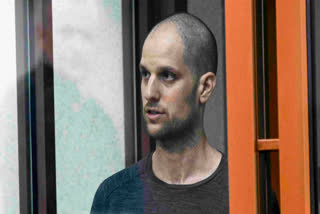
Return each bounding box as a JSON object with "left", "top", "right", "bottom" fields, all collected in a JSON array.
[{"left": 52, "top": 1, "right": 125, "bottom": 213}]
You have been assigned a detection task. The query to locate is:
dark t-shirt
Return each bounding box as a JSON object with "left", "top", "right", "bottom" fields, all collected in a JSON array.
[{"left": 91, "top": 153, "right": 229, "bottom": 214}]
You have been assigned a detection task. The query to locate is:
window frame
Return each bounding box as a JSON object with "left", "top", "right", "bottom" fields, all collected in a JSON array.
[{"left": 225, "top": 0, "right": 312, "bottom": 213}]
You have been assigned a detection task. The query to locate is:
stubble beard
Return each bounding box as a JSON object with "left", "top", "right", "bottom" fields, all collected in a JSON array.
[{"left": 146, "top": 106, "right": 201, "bottom": 153}]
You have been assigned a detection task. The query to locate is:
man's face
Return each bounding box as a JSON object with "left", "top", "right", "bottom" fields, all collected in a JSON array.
[{"left": 140, "top": 23, "right": 199, "bottom": 140}]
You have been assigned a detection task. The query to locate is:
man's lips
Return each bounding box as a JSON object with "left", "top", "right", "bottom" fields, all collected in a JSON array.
[{"left": 145, "top": 108, "right": 165, "bottom": 120}]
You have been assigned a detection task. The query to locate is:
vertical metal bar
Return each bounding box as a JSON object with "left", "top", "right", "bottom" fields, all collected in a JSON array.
[
  {"left": 15, "top": 0, "right": 32, "bottom": 213},
  {"left": 256, "top": 0, "right": 267, "bottom": 140},
  {"left": 134, "top": 0, "right": 147, "bottom": 161},
  {"left": 225, "top": 0, "right": 258, "bottom": 212},
  {"left": 132, "top": 0, "right": 139, "bottom": 163},
  {"left": 28, "top": 0, "right": 57, "bottom": 213},
  {"left": 16, "top": 0, "right": 57, "bottom": 212},
  {"left": 276, "top": 0, "right": 311, "bottom": 212},
  {"left": 26, "top": 0, "right": 38, "bottom": 212},
  {"left": 256, "top": 0, "right": 271, "bottom": 213},
  {"left": 256, "top": 0, "right": 281, "bottom": 212},
  {"left": 122, "top": 0, "right": 138, "bottom": 167},
  {"left": 307, "top": 0, "right": 319, "bottom": 213}
]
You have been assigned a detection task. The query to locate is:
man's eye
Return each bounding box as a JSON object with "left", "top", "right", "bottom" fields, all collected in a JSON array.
[
  {"left": 161, "top": 71, "right": 176, "bottom": 81},
  {"left": 141, "top": 70, "right": 150, "bottom": 79}
]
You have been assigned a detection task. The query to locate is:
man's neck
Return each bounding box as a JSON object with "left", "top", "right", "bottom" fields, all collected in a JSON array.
[{"left": 152, "top": 133, "right": 222, "bottom": 185}]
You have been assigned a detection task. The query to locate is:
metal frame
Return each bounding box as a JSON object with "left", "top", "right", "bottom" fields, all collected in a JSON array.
[
  {"left": 307, "top": 0, "right": 319, "bottom": 213},
  {"left": 122, "top": 0, "right": 138, "bottom": 167},
  {"left": 255, "top": 0, "right": 280, "bottom": 212},
  {"left": 225, "top": 1, "right": 258, "bottom": 213},
  {"left": 276, "top": 0, "right": 311, "bottom": 212},
  {"left": 226, "top": 0, "right": 312, "bottom": 213},
  {"left": 32, "top": 1, "right": 56, "bottom": 213},
  {"left": 15, "top": 0, "right": 56, "bottom": 213},
  {"left": 15, "top": 0, "right": 32, "bottom": 213}
]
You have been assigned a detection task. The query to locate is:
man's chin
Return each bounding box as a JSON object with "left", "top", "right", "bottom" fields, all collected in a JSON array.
[
  {"left": 146, "top": 124, "right": 162, "bottom": 138},
  {"left": 146, "top": 125, "right": 177, "bottom": 141}
]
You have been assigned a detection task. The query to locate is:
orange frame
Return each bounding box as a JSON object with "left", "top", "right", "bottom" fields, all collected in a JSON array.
[
  {"left": 276, "top": 0, "right": 311, "bottom": 213},
  {"left": 225, "top": 0, "right": 258, "bottom": 213},
  {"left": 225, "top": 0, "right": 311, "bottom": 213}
]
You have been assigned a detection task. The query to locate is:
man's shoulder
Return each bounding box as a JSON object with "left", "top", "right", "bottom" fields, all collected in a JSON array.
[
  {"left": 94, "top": 156, "right": 148, "bottom": 199},
  {"left": 98, "top": 164, "right": 140, "bottom": 196},
  {"left": 91, "top": 159, "right": 148, "bottom": 213},
  {"left": 214, "top": 153, "right": 229, "bottom": 185}
]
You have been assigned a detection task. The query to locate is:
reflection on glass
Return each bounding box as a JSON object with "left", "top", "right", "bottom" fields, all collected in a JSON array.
[{"left": 52, "top": 1, "right": 125, "bottom": 213}]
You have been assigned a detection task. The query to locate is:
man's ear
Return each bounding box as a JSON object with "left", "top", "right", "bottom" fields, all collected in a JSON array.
[{"left": 197, "top": 72, "right": 216, "bottom": 104}]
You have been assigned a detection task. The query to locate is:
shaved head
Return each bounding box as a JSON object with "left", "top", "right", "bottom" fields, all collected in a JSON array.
[
  {"left": 149, "top": 13, "right": 218, "bottom": 80},
  {"left": 140, "top": 13, "right": 218, "bottom": 151}
]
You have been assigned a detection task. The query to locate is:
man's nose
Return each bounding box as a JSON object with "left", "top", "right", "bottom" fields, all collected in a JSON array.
[{"left": 144, "top": 76, "right": 160, "bottom": 101}]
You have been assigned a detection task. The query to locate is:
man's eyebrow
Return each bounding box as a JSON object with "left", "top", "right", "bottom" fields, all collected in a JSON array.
[
  {"left": 159, "top": 66, "right": 178, "bottom": 73},
  {"left": 139, "top": 65, "right": 178, "bottom": 73},
  {"left": 139, "top": 64, "right": 148, "bottom": 72}
]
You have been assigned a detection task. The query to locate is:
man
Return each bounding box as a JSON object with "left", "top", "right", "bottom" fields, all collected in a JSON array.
[{"left": 91, "top": 13, "right": 229, "bottom": 214}]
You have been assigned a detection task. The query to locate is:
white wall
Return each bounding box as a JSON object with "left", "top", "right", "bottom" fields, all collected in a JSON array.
[{"left": 0, "top": 1, "right": 20, "bottom": 214}]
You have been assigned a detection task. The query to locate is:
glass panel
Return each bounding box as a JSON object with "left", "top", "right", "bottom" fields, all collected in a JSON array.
[
  {"left": 0, "top": 1, "right": 20, "bottom": 213},
  {"left": 52, "top": 1, "right": 125, "bottom": 213}
]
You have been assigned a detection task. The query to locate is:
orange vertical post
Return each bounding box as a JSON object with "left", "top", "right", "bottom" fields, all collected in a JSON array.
[
  {"left": 276, "top": 0, "right": 311, "bottom": 213},
  {"left": 225, "top": 0, "right": 258, "bottom": 213}
]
